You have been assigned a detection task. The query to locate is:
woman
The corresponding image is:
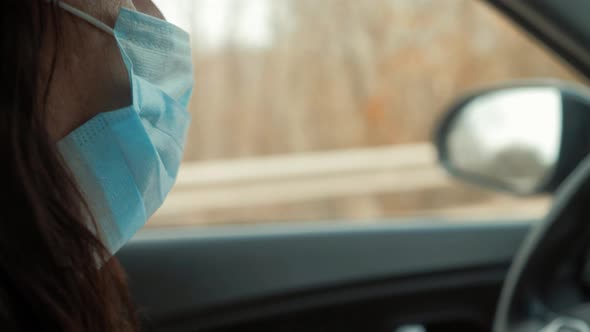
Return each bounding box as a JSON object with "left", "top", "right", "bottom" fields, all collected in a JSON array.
[{"left": 1, "top": 0, "right": 193, "bottom": 330}]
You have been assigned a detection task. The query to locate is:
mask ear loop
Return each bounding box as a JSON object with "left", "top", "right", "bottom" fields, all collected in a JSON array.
[{"left": 51, "top": 1, "right": 115, "bottom": 36}]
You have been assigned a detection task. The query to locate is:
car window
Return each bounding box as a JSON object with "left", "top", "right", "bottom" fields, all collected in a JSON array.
[{"left": 148, "top": 0, "right": 581, "bottom": 228}]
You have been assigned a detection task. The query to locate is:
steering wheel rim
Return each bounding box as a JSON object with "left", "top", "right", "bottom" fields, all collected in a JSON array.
[{"left": 494, "top": 155, "right": 590, "bottom": 332}]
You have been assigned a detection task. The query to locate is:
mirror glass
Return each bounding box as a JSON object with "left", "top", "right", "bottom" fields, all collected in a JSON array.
[{"left": 445, "top": 87, "right": 563, "bottom": 194}]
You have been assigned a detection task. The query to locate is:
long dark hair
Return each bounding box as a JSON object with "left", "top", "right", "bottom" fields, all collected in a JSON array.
[{"left": 0, "top": 1, "right": 139, "bottom": 331}]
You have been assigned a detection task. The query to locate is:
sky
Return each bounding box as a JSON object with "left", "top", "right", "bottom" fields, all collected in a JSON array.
[{"left": 153, "top": 0, "right": 273, "bottom": 49}]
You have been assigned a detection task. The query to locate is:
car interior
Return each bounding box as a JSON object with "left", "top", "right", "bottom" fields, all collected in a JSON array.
[{"left": 116, "top": 1, "right": 590, "bottom": 331}]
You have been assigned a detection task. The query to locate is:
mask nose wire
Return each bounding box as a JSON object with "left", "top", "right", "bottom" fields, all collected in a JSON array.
[{"left": 52, "top": 1, "right": 115, "bottom": 36}]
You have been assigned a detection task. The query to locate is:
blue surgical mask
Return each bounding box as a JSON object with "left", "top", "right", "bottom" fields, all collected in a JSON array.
[{"left": 56, "top": 3, "right": 194, "bottom": 253}]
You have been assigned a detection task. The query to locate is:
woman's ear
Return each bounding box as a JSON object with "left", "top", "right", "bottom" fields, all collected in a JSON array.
[
  {"left": 132, "top": 0, "right": 165, "bottom": 20},
  {"left": 44, "top": 0, "right": 135, "bottom": 142}
]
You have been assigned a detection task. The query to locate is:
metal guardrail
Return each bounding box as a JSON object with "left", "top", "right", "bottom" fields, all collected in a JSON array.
[{"left": 149, "top": 143, "right": 549, "bottom": 227}]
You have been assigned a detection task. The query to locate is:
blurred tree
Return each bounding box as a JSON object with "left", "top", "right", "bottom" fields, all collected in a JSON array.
[{"left": 184, "top": 0, "right": 578, "bottom": 161}]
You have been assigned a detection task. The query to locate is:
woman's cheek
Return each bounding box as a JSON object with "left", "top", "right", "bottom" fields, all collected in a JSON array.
[{"left": 132, "top": 0, "right": 165, "bottom": 20}]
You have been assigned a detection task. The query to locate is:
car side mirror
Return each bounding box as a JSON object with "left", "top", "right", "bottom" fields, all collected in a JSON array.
[{"left": 434, "top": 81, "right": 590, "bottom": 195}]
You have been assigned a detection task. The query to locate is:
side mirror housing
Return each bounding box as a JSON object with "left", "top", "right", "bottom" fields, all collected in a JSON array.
[{"left": 434, "top": 81, "right": 590, "bottom": 195}]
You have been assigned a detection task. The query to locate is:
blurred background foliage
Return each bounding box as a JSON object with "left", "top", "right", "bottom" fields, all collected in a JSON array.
[
  {"left": 178, "top": 0, "right": 578, "bottom": 161},
  {"left": 149, "top": 0, "right": 579, "bottom": 226}
]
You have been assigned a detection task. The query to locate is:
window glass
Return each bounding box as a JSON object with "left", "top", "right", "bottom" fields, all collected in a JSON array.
[{"left": 149, "top": 0, "right": 580, "bottom": 228}]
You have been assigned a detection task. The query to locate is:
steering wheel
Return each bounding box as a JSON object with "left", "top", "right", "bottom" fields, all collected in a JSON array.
[{"left": 494, "top": 155, "right": 590, "bottom": 332}]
